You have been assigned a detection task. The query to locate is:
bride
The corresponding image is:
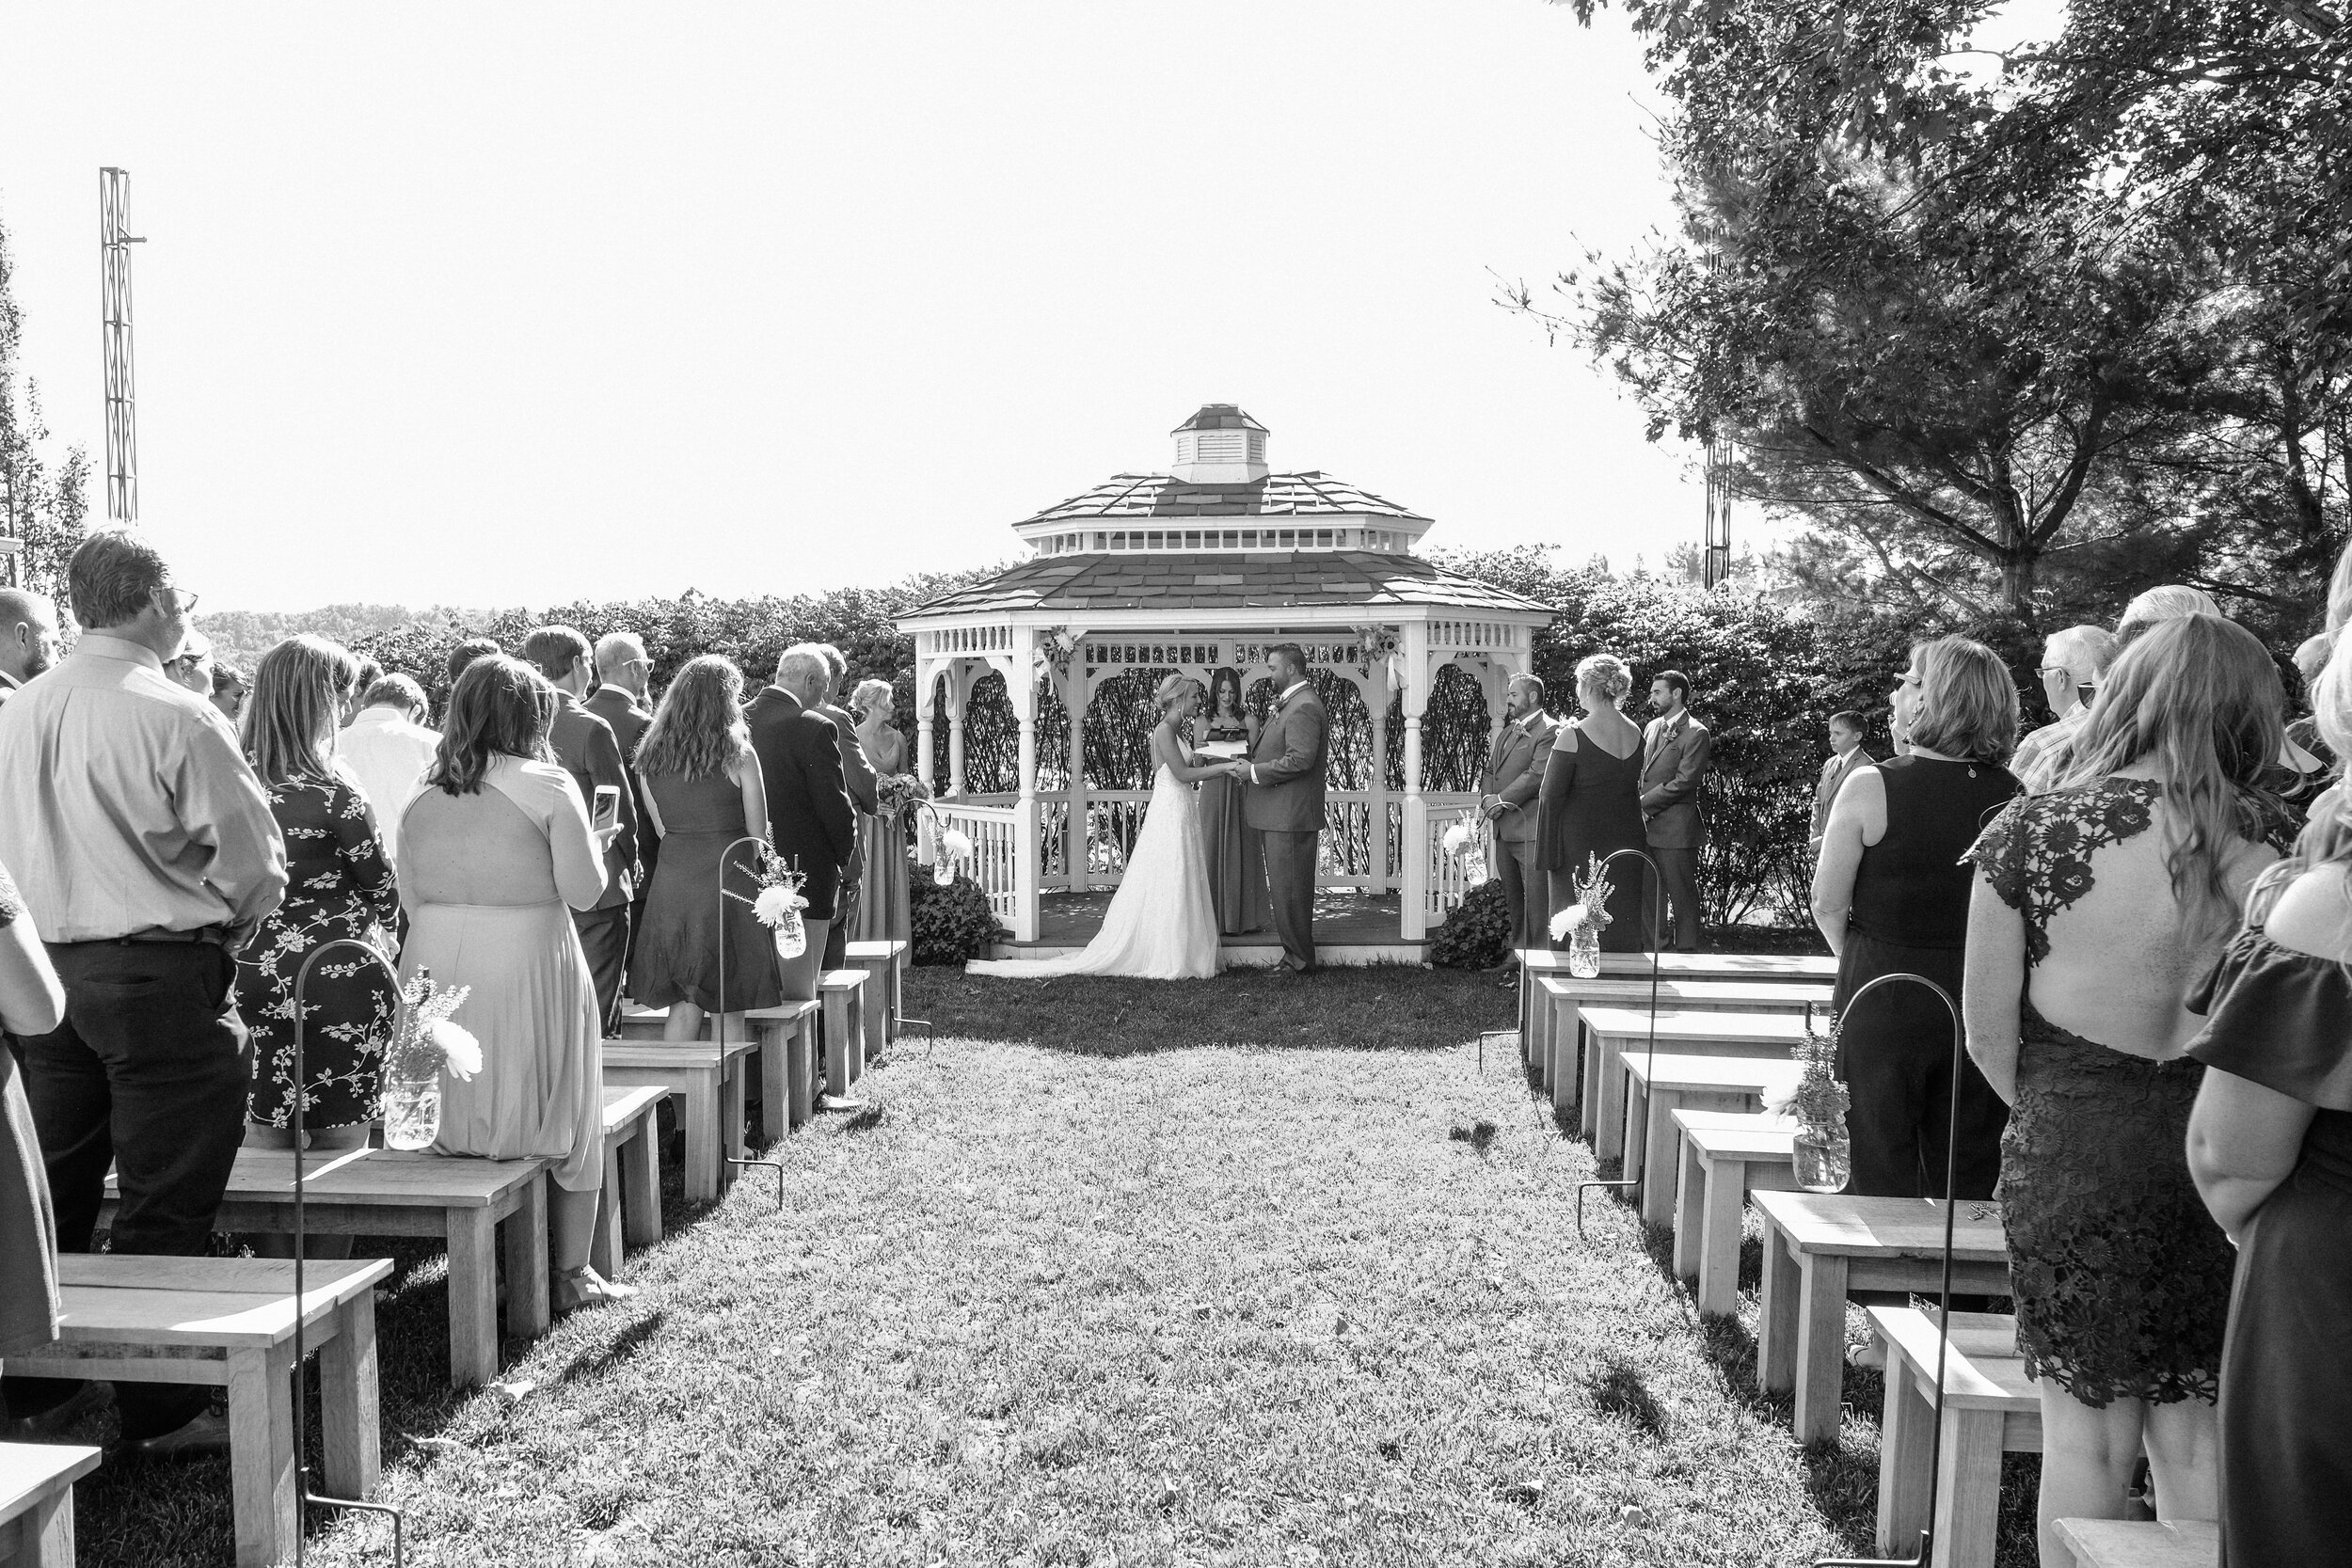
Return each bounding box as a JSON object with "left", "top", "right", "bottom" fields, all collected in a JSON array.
[{"left": 968, "top": 673, "right": 1232, "bottom": 979}]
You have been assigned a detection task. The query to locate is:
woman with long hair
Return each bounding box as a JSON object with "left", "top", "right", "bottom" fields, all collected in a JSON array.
[
  {"left": 400, "top": 656, "right": 632, "bottom": 1311},
  {"left": 1198, "top": 667, "right": 1264, "bottom": 936},
  {"left": 1964, "top": 616, "right": 2282, "bottom": 1562},
  {"left": 1536, "top": 653, "right": 1649, "bottom": 951},
  {"left": 849, "top": 676, "right": 913, "bottom": 948},
  {"left": 628, "top": 656, "right": 780, "bottom": 1038},
  {"left": 1814, "top": 634, "right": 2022, "bottom": 1199},
  {"left": 237, "top": 635, "right": 399, "bottom": 1155}
]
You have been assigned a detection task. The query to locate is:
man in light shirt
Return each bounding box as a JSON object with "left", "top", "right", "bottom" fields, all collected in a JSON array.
[
  {"left": 2012, "top": 625, "right": 2118, "bottom": 794},
  {"left": 340, "top": 672, "right": 439, "bottom": 862},
  {"left": 0, "top": 530, "right": 286, "bottom": 1454}
]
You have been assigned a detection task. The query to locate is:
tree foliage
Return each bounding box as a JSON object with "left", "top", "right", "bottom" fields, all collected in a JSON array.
[{"left": 0, "top": 214, "right": 89, "bottom": 598}]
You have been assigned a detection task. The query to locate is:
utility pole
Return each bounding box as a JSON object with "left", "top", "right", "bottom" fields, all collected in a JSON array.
[
  {"left": 1702, "top": 434, "right": 1732, "bottom": 589},
  {"left": 100, "top": 167, "right": 143, "bottom": 523}
]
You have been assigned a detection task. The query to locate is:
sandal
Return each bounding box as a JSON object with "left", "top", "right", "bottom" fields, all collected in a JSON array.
[{"left": 552, "top": 1266, "right": 641, "bottom": 1314}]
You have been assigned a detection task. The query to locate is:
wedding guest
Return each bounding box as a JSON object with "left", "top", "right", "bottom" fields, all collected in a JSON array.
[
  {"left": 0, "top": 529, "right": 287, "bottom": 1453},
  {"left": 747, "top": 646, "right": 856, "bottom": 994},
  {"left": 0, "top": 855, "right": 66, "bottom": 1375},
  {"left": 341, "top": 673, "right": 438, "bottom": 863},
  {"left": 813, "top": 645, "right": 877, "bottom": 969},
  {"left": 1808, "top": 710, "right": 1876, "bottom": 857},
  {"left": 1813, "top": 635, "right": 2019, "bottom": 1199},
  {"left": 1481, "top": 673, "right": 1556, "bottom": 958},
  {"left": 1639, "top": 669, "right": 1712, "bottom": 951},
  {"left": 589, "top": 632, "right": 659, "bottom": 974},
  {"left": 2012, "top": 624, "right": 2119, "bottom": 794},
  {"left": 1964, "top": 615, "right": 2280, "bottom": 1560},
  {"left": 445, "top": 636, "right": 501, "bottom": 693},
  {"left": 164, "top": 626, "right": 216, "bottom": 701},
  {"left": 629, "top": 656, "right": 780, "bottom": 1042},
  {"left": 1238, "top": 644, "right": 1328, "bottom": 975},
  {"left": 522, "top": 626, "right": 639, "bottom": 1031},
  {"left": 850, "top": 677, "right": 913, "bottom": 948},
  {"left": 1538, "top": 655, "right": 1647, "bottom": 951},
  {"left": 236, "top": 637, "right": 401, "bottom": 1162},
  {"left": 1199, "top": 667, "right": 1264, "bottom": 938},
  {"left": 400, "top": 656, "right": 631, "bottom": 1311},
  {"left": 2117, "top": 584, "right": 2223, "bottom": 647},
  {"left": 346, "top": 655, "right": 382, "bottom": 724},
  {"left": 0, "top": 590, "right": 60, "bottom": 707},
  {"left": 210, "top": 662, "right": 246, "bottom": 726}
]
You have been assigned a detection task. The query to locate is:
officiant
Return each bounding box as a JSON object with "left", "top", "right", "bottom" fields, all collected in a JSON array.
[{"left": 1198, "top": 668, "right": 1263, "bottom": 935}]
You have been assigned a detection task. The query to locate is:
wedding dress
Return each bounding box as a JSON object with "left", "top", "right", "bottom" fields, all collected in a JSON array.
[{"left": 967, "top": 764, "right": 1220, "bottom": 979}]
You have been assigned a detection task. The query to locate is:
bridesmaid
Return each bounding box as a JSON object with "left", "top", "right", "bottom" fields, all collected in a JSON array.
[
  {"left": 850, "top": 678, "right": 913, "bottom": 947},
  {"left": 1197, "top": 668, "right": 1263, "bottom": 936},
  {"left": 1536, "top": 654, "right": 1648, "bottom": 950}
]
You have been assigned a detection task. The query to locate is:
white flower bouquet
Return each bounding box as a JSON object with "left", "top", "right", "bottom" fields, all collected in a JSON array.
[{"left": 728, "top": 846, "right": 813, "bottom": 958}]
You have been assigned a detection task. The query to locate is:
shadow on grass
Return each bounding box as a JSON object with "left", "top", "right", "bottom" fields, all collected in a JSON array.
[
  {"left": 902, "top": 963, "right": 1516, "bottom": 1056},
  {"left": 1584, "top": 1353, "right": 1669, "bottom": 1438},
  {"left": 554, "top": 1308, "right": 669, "bottom": 1386}
]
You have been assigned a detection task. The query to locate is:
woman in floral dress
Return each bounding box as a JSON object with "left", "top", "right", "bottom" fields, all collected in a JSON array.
[{"left": 238, "top": 635, "right": 400, "bottom": 1152}]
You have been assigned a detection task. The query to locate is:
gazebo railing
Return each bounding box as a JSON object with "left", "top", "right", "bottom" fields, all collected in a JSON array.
[
  {"left": 1421, "top": 797, "right": 1487, "bottom": 927},
  {"left": 929, "top": 796, "right": 1022, "bottom": 927}
]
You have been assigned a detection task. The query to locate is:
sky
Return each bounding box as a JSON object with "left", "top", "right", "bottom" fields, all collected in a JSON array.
[{"left": 2, "top": 2, "right": 1756, "bottom": 613}]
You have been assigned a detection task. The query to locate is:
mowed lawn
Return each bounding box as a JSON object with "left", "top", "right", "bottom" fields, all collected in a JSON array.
[{"left": 60, "top": 964, "right": 2038, "bottom": 1566}]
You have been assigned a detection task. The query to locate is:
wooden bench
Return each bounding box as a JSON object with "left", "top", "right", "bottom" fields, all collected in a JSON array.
[
  {"left": 0, "top": 1442, "right": 101, "bottom": 1568},
  {"left": 1670, "top": 1108, "right": 1801, "bottom": 1315},
  {"left": 1531, "top": 975, "right": 1829, "bottom": 1104},
  {"left": 1517, "top": 948, "right": 1836, "bottom": 1061},
  {"left": 8, "top": 1256, "right": 389, "bottom": 1566},
  {"left": 819, "top": 969, "right": 868, "bottom": 1099},
  {"left": 845, "top": 938, "right": 908, "bottom": 1053},
  {"left": 1869, "top": 1307, "right": 2041, "bottom": 1568},
  {"left": 601, "top": 1037, "right": 755, "bottom": 1203},
  {"left": 1755, "top": 1192, "right": 2011, "bottom": 1443},
  {"left": 615, "top": 1000, "right": 820, "bottom": 1143},
  {"left": 591, "top": 1085, "right": 665, "bottom": 1282},
  {"left": 103, "top": 1148, "right": 549, "bottom": 1390},
  {"left": 1616, "top": 1048, "right": 1803, "bottom": 1224},
  {"left": 2053, "top": 1519, "right": 2218, "bottom": 1568},
  {"left": 1583, "top": 1006, "right": 1812, "bottom": 1159}
]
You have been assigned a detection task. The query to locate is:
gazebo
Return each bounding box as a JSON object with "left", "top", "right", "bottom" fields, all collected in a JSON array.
[{"left": 900, "top": 405, "right": 1556, "bottom": 958}]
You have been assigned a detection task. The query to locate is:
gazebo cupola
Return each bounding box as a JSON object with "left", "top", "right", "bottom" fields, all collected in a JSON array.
[{"left": 1170, "top": 404, "right": 1269, "bottom": 483}]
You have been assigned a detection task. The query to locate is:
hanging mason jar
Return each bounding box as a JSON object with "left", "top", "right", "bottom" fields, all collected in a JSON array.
[
  {"left": 1792, "top": 1114, "right": 1852, "bottom": 1193},
  {"left": 772, "top": 906, "right": 808, "bottom": 960},
  {"left": 381, "top": 1070, "right": 442, "bottom": 1150},
  {"left": 1566, "top": 920, "right": 1601, "bottom": 978}
]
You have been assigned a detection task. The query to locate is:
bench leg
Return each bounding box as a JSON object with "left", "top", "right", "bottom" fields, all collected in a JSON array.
[
  {"left": 759, "top": 1027, "right": 788, "bottom": 1144},
  {"left": 1791, "top": 1251, "right": 1851, "bottom": 1443},
  {"left": 504, "top": 1173, "right": 552, "bottom": 1341},
  {"left": 226, "top": 1344, "right": 296, "bottom": 1568},
  {"left": 1579, "top": 1022, "right": 1603, "bottom": 1141},
  {"left": 862, "top": 968, "right": 886, "bottom": 1061},
  {"left": 592, "top": 1138, "right": 623, "bottom": 1279},
  {"left": 824, "top": 995, "right": 850, "bottom": 1098},
  {"left": 787, "top": 1020, "right": 815, "bottom": 1128},
  {"left": 683, "top": 1069, "right": 719, "bottom": 1201},
  {"left": 1931, "top": 1406, "right": 2007, "bottom": 1568},
  {"left": 319, "top": 1291, "right": 381, "bottom": 1502},
  {"left": 447, "top": 1207, "right": 499, "bottom": 1388},
  {"left": 849, "top": 990, "right": 867, "bottom": 1082},
  {"left": 1595, "top": 1038, "right": 1626, "bottom": 1158},
  {"left": 24, "top": 1483, "right": 74, "bottom": 1568},
  {"left": 1695, "top": 1154, "right": 1747, "bottom": 1317},
  {"left": 1672, "top": 1136, "right": 1705, "bottom": 1282},
  {"left": 622, "top": 1115, "right": 661, "bottom": 1246},
  {"left": 721, "top": 1054, "right": 748, "bottom": 1190},
  {"left": 1758, "top": 1225, "right": 1800, "bottom": 1393},
  {"left": 1877, "top": 1345, "right": 1934, "bottom": 1557},
  {"left": 1638, "top": 1089, "right": 1684, "bottom": 1226},
  {"left": 1518, "top": 959, "right": 1535, "bottom": 1067}
]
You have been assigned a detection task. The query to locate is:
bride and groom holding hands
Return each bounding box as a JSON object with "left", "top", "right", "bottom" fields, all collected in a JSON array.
[{"left": 968, "top": 644, "right": 1327, "bottom": 980}]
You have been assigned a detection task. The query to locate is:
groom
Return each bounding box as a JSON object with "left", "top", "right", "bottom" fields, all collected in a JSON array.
[{"left": 1234, "top": 643, "right": 1327, "bottom": 974}]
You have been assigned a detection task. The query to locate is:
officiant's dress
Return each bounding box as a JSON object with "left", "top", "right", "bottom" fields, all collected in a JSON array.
[
  {"left": 968, "top": 765, "right": 1219, "bottom": 979},
  {"left": 1198, "top": 716, "right": 1263, "bottom": 934}
]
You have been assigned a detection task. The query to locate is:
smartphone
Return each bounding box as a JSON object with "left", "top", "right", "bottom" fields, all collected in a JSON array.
[{"left": 592, "top": 785, "right": 621, "bottom": 832}]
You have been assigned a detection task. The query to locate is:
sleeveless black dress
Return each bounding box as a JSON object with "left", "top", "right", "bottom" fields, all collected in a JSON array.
[
  {"left": 1535, "top": 721, "right": 1648, "bottom": 951},
  {"left": 2187, "top": 921, "right": 2352, "bottom": 1566},
  {"left": 1835, "top": 753, "right": 2020, "bottom": 1198},
  {"left": 1964, "top": 780, "right": 2237, "bottom": 1407}
]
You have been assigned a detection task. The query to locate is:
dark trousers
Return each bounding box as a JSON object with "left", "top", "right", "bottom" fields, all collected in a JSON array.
[
  {"left": 1496, "top": 837, "right": 1544, "bottom": 956},
  {"left": 574, "top": 906, "right": 629, "bottom": 1035},
  {"left": 1645, "top": 845, "right": 1703, "bottom": 951},
  {"left": 3, "top": 940, "right": 249, "bottom": 1438},
  {"left": 824, "top": 874, "right": 858, "bottom": 969},
  {"left": 1835, "top": 934, "right": 2008, "bottom": 1201},
  {"left": 1260, "top": 829, "right": 1319, "bottom": 971}
]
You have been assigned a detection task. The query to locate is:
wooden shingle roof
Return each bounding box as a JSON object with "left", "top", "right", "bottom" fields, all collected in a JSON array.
[
  {"left": 905, "top": 552, "right": 1552, "bottom": 618},
  {"left": 1020, "top": 471, "right": 1430, "bottom": 525}
]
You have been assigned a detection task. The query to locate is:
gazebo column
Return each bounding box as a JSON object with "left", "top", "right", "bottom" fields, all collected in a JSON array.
[
  {"left": 946, "top": 661, "right": 970, "bottom": 797},
  {"left": 1399, "top": 624, "right": 1433, "bottom": 940},
  {"left": 1009, "top": 626, "right": 1041, "bottom": 942},
  {"left": 1370, "top": 661, "right": 1391, "bottom": 889},
  {"left": 1064, "top": 670, "right": 1088, "bottom": 895}
]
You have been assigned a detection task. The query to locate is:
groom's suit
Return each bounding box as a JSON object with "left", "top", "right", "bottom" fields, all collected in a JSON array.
[{"left": 1244, "top": 680, "right": 1328, "bottom": 972}]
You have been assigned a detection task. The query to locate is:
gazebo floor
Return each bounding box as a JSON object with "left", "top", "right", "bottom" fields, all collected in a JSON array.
[{"left": 988, "top": 887, "right": 1445, "bottom": 965}]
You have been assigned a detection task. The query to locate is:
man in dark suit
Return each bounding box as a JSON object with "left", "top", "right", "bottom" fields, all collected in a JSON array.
[
  {"left": 811, "top": 645, "right": 877, "bottom": 969},
  {"left": 1234, "top": 643, "right": 1327, "bottom": 974},
  {"left": 1639, "top": 668, "right": 1712, "bottom": 953},
  {"left": 588, "top": 632, "right": 658, "bottom": 981},
  {"left": 1807, "top": 709, "right": 1875, "bottom": 860},
  {"left": 746, "top": 645, "right": 856, "bottom": 975},
  {"left": 1480, "top": 673, "right": 1558, "bottom": 960},
  {"left": 521, "top": 625, "right": 639, "bottom": 1029}
]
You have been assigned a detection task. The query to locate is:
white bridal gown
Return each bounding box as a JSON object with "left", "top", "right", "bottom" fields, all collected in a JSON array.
[{"left": 967, "top": 764, "right": 1220, "bottom": 979}]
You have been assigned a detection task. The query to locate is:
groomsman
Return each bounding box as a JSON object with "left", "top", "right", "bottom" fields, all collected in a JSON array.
[
  {"left": 1238, "top": 643, "right": 1327, "bottom": 974},
  {"left": 1639, "top": 670, "right": 1712, "bottom": 953},
  {"left": 1480, "top": 674, "right": 1557, "bottom": 960},
  {"left": 812, "top": 645, "right": 877, "bottom": 970},
  {"left": 521, "top": 625, "right": 639, "bottom": 1030},
  {"left": 588, "top": 633, "right": 657, "bottom": 976},
  {"left": 747, "top": 645, "right": 857, "bottom": 981}
]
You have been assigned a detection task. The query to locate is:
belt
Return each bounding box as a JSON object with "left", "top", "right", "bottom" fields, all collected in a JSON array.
[{"left": 113, "top": 925, "right": 230, "bottom": 948}]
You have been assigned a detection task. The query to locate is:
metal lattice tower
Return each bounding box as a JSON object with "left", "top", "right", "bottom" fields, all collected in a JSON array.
[
  {"left": 1703, "top": 434, "right": 1732, "bottom": 589},
  {"left": 100, "top": 167, "right": 143, "bottom": 523}
]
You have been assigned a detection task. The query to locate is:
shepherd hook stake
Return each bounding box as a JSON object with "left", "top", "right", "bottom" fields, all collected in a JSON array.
[
  {"left": 1572, "top": 847, "right": 1664, "bottom": 1235},
  {"left": 718, "top": 834, "right": 789, "bottom": 1209}
]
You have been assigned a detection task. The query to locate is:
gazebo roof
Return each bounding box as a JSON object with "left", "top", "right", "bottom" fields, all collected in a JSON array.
[
  {"left": 1021, "top": 471, "right": 1430, "bottom": 526},
  {"left": 1169, "top": 404, "right": 1268, "bottom": 435},
  {"left": 904, "top": 550, "right": 1552, "bottom": 620}
]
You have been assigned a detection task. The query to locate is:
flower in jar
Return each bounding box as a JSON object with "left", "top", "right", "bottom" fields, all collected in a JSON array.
[
  {"left": 430, "top": 1020, "right": 483, "bottom": 1081},
  {"left": 1549, "top": 904, "right": 1588, "bottom": 941},
  {"left": 753, "top": 884, "right": 807, "bottom": 927}
]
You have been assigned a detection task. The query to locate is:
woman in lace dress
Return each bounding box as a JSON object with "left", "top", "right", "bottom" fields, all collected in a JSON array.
[{"left": 1963, "top": 615, "right": 2282, "bottom": 1562}]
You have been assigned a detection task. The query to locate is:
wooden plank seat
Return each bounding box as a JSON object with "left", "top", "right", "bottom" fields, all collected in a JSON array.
[
  {"left": 601, "top": 1037, "right": 755, "bottom": 1204},
  {"left": 7, "top": 1256, "right": 389, "bottom": 1567},
  {"left": 1669, "top": 1108, "right": 1802, "bottom": 1315},
  {"left": 101, "top": 1148, "right": 549, "bottom": 1391},
  {"left": 1584, "top": 1006, "right": 1814, "bottom": 1160},
  {"left": 2052, "top": 1519, "right": 2218, "bottom": 1568},
  {"left": 1755, "top": 1192, "right": 2011, "bottom": 1443},
  {"left": 844, "top": 938, "right": 908, "bottom": 1051},
  {"left": 1868, "top": 1307, "right": 2041, "bottom": 1568},
  {"left": 1534, "top": 980, "right": 1831, "bottom": 1119},
  {"left": 1516, "top": 948, "right": 1837, "bottom": 1061},
  {"left": 591, "top": 1085, "right": 665, "bottom": 1283},
  {"left": 819, "top": 970, "right": 868, "bottom": 1100},
  {"left": 0, "top": 1442, "right": 102, "bottom": 1568},
  {"left": 614, "top": 1001, "right": 821, "bottom": 1141},
  {"left": 1614, "top": 1045, "right": 1804, "bottom": 1224}
]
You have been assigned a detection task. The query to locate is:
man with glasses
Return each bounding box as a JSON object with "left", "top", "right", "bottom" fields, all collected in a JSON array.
[
  {"left": 586, "top": 632, "right": 657, "bottom": 978},
  {"left": 2013, "top": 625, "right": 2119, "bottom": 794},
  {"left": 0, "top": 531, "right": 286, "bottom": 1454},
  {"left": 0, "top": 589, "right": 61, "bottom": 707},
  {"left": 162, "top": 620, "right": 214, "bottom": 700}
]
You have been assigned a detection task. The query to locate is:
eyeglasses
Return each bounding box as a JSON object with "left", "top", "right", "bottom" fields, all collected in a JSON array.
[
  {"left": 2036, "top": 666, "right": 2071, "bottom": 680},
  {"left": 158, "top": 587, "right": 199, "bottom": 617}
]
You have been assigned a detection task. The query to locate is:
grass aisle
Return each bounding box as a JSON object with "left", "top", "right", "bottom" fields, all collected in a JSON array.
[{"left": 79, "top": 966, "right": 1980, "bottom": 1567}]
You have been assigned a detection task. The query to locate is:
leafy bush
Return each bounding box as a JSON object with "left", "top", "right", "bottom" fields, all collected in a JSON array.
[
  {"left": 1429, "top": 879, "right": 1514, "bottom": 970},
  {"left": 909, "top": 872, "right": 1009, "bottom": 966}
]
